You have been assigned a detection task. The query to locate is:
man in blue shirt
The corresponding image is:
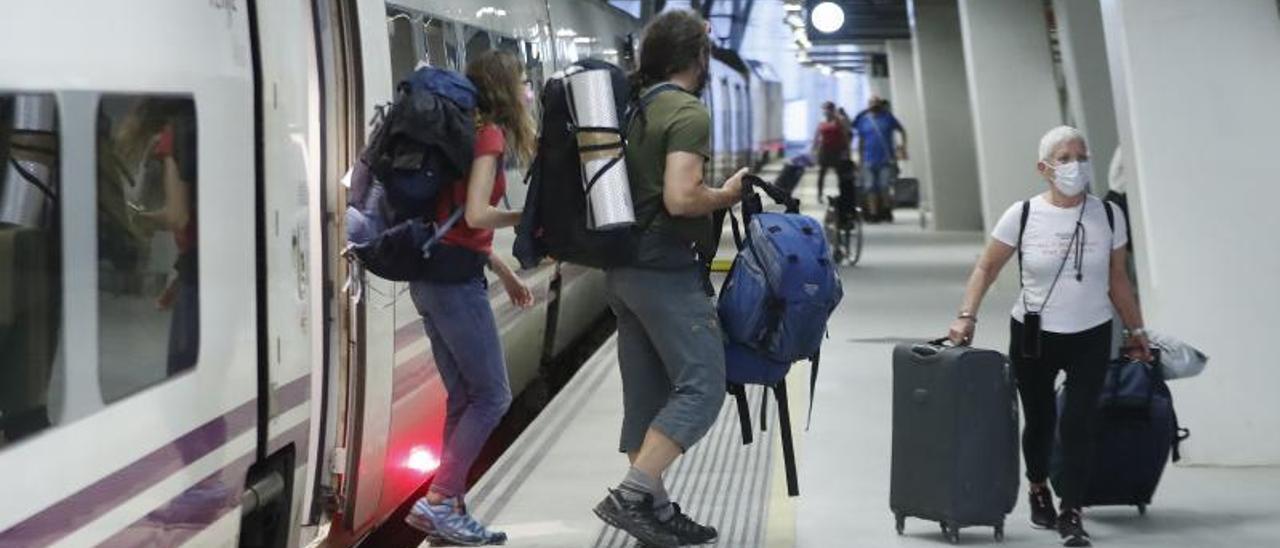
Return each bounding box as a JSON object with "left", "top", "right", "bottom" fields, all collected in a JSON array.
[{"left": 852, "top": 96, "right": 907, "bottom": 222}]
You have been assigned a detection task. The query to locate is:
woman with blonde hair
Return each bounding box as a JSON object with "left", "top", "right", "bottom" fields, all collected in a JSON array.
[{"left": 403, "top": 50, "right": 536, "bottom": 546}]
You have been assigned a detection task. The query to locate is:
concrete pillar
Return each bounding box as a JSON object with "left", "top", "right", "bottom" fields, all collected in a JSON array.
[
  {"left": 909, "top": 0, "right": 983, "bottom": 230},
  {"left": 957, "top": 0, "right": 1062, "bottom": 232},
  {"left": 1053, "top": 0, "right": 1120, "bottom": 191},
  {"left": 1101, "top": 0, "right": 1280, "bottom": 465},
  {"left": 886, "top": 40, "right": 927, "bottom": 183}
]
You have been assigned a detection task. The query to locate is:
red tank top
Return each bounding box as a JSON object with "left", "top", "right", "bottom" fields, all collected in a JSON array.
[
  {"left": 437, "top": 123, "right": 506, "bottom": 254},
  {"left": 818, "top": 120, "right": 848, "bottom": 152}
]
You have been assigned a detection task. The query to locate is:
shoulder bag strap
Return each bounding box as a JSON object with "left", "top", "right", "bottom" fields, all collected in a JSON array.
[{"left": 1017, "top": 199, "right": 1031, "bottom": 287}]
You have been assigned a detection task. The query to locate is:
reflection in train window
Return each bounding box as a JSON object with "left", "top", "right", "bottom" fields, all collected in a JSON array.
[
  {"left": 96, "top": 95, "right": 199, "bottom": 404},
  {"left": 463, "top": 27, "right": 492, "bottom": 66},
  {"left": 497, "top": 36, "right": 521, "bottom": 59},
  {"left": 0, "top": 93, "right": 61, "bottom": 447},
  {"left": 387, "top": 8, "right": 417, "bottom": 85},
  {"left": 423, "top": 18, "right": 457, "bottom": 69}
]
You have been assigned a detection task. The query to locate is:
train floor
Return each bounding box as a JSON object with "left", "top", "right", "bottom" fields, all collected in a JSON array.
[{"left": 434, "top": 165, "right": 1280, "bottom": 547}]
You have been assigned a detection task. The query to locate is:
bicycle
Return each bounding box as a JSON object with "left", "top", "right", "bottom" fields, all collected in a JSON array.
[{"left": 824, "top": 193, "right": 864, "bottom": 266}]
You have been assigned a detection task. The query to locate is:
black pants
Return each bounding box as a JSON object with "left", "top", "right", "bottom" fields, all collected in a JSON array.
[
  {"left": 1009, "top": 319, "right": 1112, "bottom": 509},
  {"left": 816, "top": 160, "right": 837, "bottom": 197}
]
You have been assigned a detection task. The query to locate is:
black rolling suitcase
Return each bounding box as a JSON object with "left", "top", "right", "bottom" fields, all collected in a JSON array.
[
  {"left": 1050, "top": 358, "right": 1190, "bottom": 514},
  {"left": 891, "top": 339, "right": 1020, "bottom": 544},
  {"left": 775, "top": 163, "right": 804, "bottom": 195},
  {"left": 893, "top": 177, "right": 920, "bottom": 208}
]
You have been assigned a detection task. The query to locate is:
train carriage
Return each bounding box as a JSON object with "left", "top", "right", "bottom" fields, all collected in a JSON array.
[{"left": 0, "top": 2, "right": 775, "bottom": 546}]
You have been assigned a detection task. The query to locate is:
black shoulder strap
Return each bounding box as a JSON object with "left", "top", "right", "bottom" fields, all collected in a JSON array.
[
  {"left": 806, "top": 351, "right": 820, "bottom": 430},
  {"left": 626, "top": 82, "right": 685, "bottom": 132},
  {"left": 1016, "top": 200, "right": 1030, "bottom": 287},
  {"left": 773, "top": 380, "right": 800, "bottom": 497},
  {"left": 1104, "top": 199, "right": 1115, "bottom": 232},
  {"left": 729, "top": 383, "right": 753, "bottom": 445}
]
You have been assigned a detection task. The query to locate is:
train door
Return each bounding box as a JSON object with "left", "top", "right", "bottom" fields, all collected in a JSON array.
[
  {"left": 323, "top": 0, "right": 400, "bottom": 535},
  {"left": 0, "top": 2, "right": 260, "bottom": 546},
  {"left": 247, "top": 0, "right": 326, "bottom": 545}
]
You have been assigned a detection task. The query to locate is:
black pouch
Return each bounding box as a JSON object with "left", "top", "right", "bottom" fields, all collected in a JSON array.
[{"left": 1022, "top": 311, "right": 1043, "bottom": 359}]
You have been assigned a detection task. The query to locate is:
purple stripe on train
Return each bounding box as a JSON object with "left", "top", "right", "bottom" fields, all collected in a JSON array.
[
  {"left": 0, "top": 376, "right": 310, "bottom": 548},
  {"left": 96, "top": 421, "right": 311, "bottom": 548}
]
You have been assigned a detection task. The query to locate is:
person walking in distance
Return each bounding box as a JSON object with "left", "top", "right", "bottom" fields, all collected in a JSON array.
[
  {"left": 851, "top": 95, "right": 906, "bottom": 222},
  {"left": 592, "top": 9, "right": 749, "bottom": 548},
  {"left": 811, "top": 101, "right": 850, "bottom": 199}
]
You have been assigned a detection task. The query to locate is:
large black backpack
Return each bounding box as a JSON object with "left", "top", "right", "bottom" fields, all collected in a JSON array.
[
  {"left": 346, "top": 67, "right": 485, "bottom": 282},
  {"left": 514, "top": 61, "right": 679, "bottom": 269}
]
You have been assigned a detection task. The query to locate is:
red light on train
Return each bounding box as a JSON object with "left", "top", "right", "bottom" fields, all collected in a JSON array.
[{"left": 406, "top": 447, "right": 440, "bottom": 474}]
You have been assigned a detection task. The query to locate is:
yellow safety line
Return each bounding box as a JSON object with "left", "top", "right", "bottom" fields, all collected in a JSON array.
[
  {"left": 763, "top": 360, "right": 809, "bottom": 547},
  {"left": 710, "top": 258, "right": 734, "bottom": 273}
]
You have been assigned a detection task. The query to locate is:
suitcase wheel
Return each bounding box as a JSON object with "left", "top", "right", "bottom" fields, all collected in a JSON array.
[
  {"left": 1137, "top": 504, "right": 1147, "bottom": 516},
  {"left": 994, "top": 523, "right": 1005, "bottom": 542},
  {"left": 894, "top": 514, "right": 905, "bottom": 535},
  {"left": 940, "top": 522, "right": 960, "bottom": 544}
]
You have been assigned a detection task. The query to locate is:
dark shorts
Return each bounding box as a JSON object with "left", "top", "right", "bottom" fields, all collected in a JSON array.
[{"left": 606, "top": 266, "right": 726, "bottom": 453}]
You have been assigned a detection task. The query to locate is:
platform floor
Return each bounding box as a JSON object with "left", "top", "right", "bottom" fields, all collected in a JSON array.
[{"left": 457, "top": 166, "right": 1280, "bottom": 547}]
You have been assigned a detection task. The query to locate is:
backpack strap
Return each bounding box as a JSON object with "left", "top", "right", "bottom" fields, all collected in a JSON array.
[
  {"left": 1016, "top": 199, "right": 1030, "bottom": 287},
  {"left": 729, "top": 383, "right": 753, "bottom": 445},
  {"left": 1103, "top": 199, "right": 1116, "bottom": 249},
  {"left": 773, "top": 379, "right": 801, "bottom": 497},
  {"left": 806, "top": 351, "right": 820, "bottom": 430}
]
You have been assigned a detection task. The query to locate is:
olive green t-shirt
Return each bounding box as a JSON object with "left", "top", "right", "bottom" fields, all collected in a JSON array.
[{"left": 625, "top": 86, "right": 714, "bottom": 269}]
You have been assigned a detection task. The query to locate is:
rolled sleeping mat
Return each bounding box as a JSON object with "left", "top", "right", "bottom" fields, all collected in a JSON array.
[{"left": 564, "top": 67, "right": 635, "bottom": 230}]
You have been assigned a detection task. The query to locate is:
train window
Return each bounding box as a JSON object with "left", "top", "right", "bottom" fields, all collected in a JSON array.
[
  {"left": 0, "top": 93, "right": 61, "bottom": 447},
  {"left": 423, "top": 18, "right": 457, "bottom": 69},
  {"left": 463, "top": 27, "right": 492, "bottom": 66},
  {"left": 497, "top": 36, "right": 521, "bottom": 59},
  {"left": 95, "top": 95, "right": 199, "bottom": 404},
  {"left": 387, "top": 8, "right": 418, "bottom": 85}
]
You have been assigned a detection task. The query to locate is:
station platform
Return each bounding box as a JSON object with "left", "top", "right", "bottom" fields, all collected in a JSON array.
[{"left": 456, "top": 167, "right": 1280, "bottom": 547}]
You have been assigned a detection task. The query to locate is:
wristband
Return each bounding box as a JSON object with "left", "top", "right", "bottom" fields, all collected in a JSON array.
[{"left": 957, "top": 312, "right": 977, "bottom": 322}]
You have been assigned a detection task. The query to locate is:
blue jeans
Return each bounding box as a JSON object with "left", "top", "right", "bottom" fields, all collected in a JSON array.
[
  {"left": 410, "top": 277, "right": 513, "bottom": 497},
  {"left": 861, "top": 163, "right": 896, "bottom": 193}
]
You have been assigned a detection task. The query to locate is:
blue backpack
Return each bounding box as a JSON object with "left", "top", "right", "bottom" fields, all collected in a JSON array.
[
  {"left": 718, "top": 174, "right": 843, "bottom": 496},
  {"left": 345, "top": 67, "right": 486, "bottom": 282}
]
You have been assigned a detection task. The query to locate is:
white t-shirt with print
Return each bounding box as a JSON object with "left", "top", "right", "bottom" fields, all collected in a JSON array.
[{"left": 991, "top": 194, "right": 1128, "bottom": 334}]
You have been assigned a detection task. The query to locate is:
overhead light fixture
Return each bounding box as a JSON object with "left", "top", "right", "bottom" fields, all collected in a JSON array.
[
  {"left": 573, "top": 36, "right": 597, "bottom": 44},
  {"left": 475, "top": 7, "right": 507, "bottom": 18},
  {"left": 811, "top": 2, "right": 846, "bottom": 34},
  {"left": 556, "top": 28, "right": 577, "bottom": 38}
]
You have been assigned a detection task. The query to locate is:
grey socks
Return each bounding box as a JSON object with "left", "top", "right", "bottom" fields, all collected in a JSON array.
[{"left": 618, "top": 466, "right": 675, "bottom": 520}]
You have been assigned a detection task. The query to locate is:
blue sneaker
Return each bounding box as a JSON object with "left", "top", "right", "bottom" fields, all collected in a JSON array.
[{"left": 405, "top": 497, "right": 506, "bottom": 546}]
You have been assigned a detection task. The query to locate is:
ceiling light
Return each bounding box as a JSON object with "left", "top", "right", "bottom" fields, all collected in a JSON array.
[{"left": 811, "top": 2, "right": 846, "bottom": 34}]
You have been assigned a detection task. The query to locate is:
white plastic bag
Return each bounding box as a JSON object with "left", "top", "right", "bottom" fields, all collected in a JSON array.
[{"left": 1151, "top": 331, "right": 1208, "bottom": 380}]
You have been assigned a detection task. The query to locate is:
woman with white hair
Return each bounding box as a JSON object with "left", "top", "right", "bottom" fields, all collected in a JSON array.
[{"left": 946, "top": 126, "right": 1151, "bottom": 547}]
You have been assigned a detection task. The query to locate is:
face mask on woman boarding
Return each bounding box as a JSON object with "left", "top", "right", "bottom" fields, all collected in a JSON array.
[{"left": 1052, "top": 160, "right": 1091, "bottom": 197}]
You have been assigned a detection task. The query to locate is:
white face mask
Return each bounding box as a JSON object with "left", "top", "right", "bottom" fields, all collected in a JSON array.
[{"left": 1051, "top": 160, "right": 1091, "bottom": 197}]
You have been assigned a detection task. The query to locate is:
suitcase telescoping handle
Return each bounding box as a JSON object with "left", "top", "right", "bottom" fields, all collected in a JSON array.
[{"left": 910, "top": 337, "right": 957, "bottom": 358}]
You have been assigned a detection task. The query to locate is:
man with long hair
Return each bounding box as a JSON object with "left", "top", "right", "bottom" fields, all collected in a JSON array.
[{"left": 592, "top": 9, "right": 748, "bottom": 548}]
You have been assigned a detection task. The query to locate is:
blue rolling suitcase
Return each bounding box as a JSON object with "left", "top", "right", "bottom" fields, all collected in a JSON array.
[{"left": 1050, "top": 358, "right": 1190, "bottom": 514}]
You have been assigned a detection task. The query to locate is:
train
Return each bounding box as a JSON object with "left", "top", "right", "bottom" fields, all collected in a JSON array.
[{"left": 0, "top": 1, "right": 781, "bottom": 546}]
